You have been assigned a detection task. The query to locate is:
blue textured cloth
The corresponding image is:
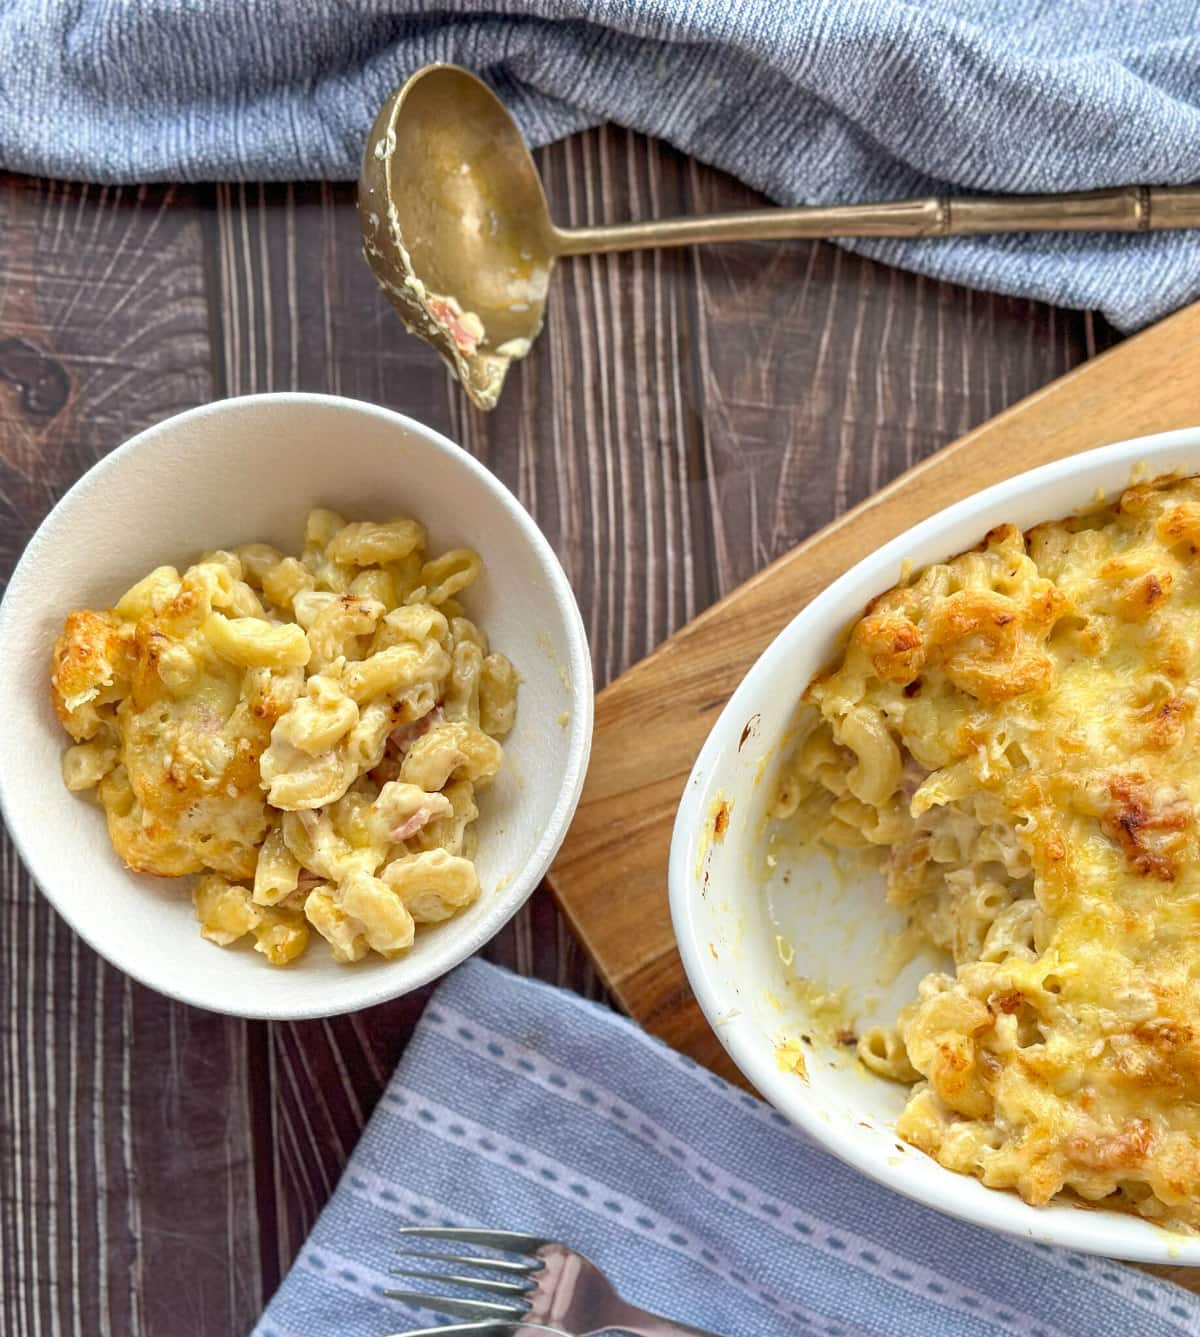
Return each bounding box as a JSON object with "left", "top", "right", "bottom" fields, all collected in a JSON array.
[
  {"left": 0, "top": 3, "right": 1198, "bottom": 329},
  {"left": 253, "top": 960, "right": 1200, "bottom": 1337}
]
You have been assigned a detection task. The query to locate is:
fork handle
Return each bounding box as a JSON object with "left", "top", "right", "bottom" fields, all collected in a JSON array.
[
  {"left": 591, "top": 1306, "right": 732, "bottom": 1337},
  {"left": 618, "top": 1324, "right": 730, "bottom": 1337}
]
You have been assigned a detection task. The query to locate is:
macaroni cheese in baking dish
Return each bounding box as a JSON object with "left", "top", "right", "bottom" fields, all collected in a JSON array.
[
  {"left": 50, "top": 509, "right": 518, "bottom": 967},
  {"left": 773, "top": 474, "right": 1200, "bottom": 1228}
]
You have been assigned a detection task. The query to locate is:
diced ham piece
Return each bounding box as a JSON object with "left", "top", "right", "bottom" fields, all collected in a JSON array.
[
  {"left": 390, "top": 808, "right": 435, "bottom": 842},
  {"left": 427, "top": 297, "right": 484, "bottom": 357},
  {"left": 387, "top": 707, "right": 442, "bottom": 757},
  {"left": 388, "top": 792, "right": 452, "bottom": 843}
]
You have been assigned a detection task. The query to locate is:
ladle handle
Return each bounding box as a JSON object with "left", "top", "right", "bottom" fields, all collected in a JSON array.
[{"left": 552, "top": 183, "right": 1200, "bottom": 254}]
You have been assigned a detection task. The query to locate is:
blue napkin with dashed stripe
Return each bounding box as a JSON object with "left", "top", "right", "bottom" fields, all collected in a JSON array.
[
  {"left": 0, "top": 2, "right": 1199, "bottom": 329},
  {"left": 252, "top": 959, "right": 1200, "bottom": 1337}
]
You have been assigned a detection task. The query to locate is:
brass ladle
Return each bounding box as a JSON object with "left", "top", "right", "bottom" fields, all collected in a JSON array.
[{"left": 359, "top": 63, "right": 1200, "bottom": 411}]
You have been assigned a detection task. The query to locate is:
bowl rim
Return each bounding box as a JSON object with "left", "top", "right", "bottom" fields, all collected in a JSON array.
[
  {"left": 0, "top": 392, "right": 594, "bottom": 1019},
  {"left": 670, "top": 425, "right": 1200, "bottom": 1260}
]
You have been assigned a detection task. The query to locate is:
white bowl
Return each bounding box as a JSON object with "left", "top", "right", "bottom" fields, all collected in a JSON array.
[
  {"left": 671, "top": 426, "right": 1200, "bottom": 1261},
  {"left": 0, "top": 394, "right": 593, "bottom": 1019}
]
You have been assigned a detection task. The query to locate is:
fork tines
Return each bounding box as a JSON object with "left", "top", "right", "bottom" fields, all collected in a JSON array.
[
  {"left": 397, "top": 1226, "right": 550, "bottom": 1253},
  {"left": 386, "top": 1225, "right": 547, "bottom": 1327}
]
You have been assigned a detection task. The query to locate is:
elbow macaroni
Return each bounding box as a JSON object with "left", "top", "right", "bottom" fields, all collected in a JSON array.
[
  {"left": 50, "top": 508, "right": 519, "bottom": 969},
  {"left": 775, "top": 476, "right": 1200, "bottom": 1231}
]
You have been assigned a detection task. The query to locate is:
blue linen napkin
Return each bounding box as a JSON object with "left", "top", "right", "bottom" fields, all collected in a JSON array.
[
  {"left": 0, "top": 3, "right": 1198, "bottom": 330},
  {"left": 253, "top": 959, "right": 1200, "bottom": 1337}
]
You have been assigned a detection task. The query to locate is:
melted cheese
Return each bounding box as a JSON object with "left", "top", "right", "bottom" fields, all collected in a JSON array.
[
  {"left": 50, "top": 514, "right": 519, "bottom": 968},
  {"left": 782, "top": 476, "right": 1200, "bottom": 1228}
]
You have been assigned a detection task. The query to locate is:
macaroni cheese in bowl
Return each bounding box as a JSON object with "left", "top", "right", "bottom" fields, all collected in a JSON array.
[
  {"left": 0, "top": 394, "right": 592, "bottom": 1019},
  {"left": 672, "top": 428, "right": 1200, "bottom": 1261},
  {"left": 51, "top": 511, "right": 517, "bottom": 968}
]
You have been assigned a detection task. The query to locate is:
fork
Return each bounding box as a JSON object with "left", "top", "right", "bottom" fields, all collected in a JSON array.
[{"left": 385, "top": 1226, "right": 734, "bottom": 1337}]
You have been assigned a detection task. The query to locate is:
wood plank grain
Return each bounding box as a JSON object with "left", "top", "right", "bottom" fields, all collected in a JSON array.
[
  {"left": 0, "top": 177, "right": 268, "bottom": 1337},
  {"left": 680, "top": 157, "right": 1120, "bottom": 598},
  {"left": 0, "top": 128, "right": 1154, "bottom": 1337},
  {"left": 548, "top": 297, "right": 1200, "bottom": 1075}
]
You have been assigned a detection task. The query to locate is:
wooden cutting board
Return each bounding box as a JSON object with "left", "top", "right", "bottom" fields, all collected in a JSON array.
[{"left": 546, "top": 300, "right": 1200, "bottom": 1073}]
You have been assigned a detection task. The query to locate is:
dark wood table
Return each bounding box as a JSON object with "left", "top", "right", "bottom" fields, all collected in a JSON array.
[{"left": 0, "top": 129, "right": 1119, "bottom": 1336}]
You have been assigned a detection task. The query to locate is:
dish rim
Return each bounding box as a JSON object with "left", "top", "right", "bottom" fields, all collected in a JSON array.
[{"left": 670, "top": 425, "right": 1200, "bottom": 1261}]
